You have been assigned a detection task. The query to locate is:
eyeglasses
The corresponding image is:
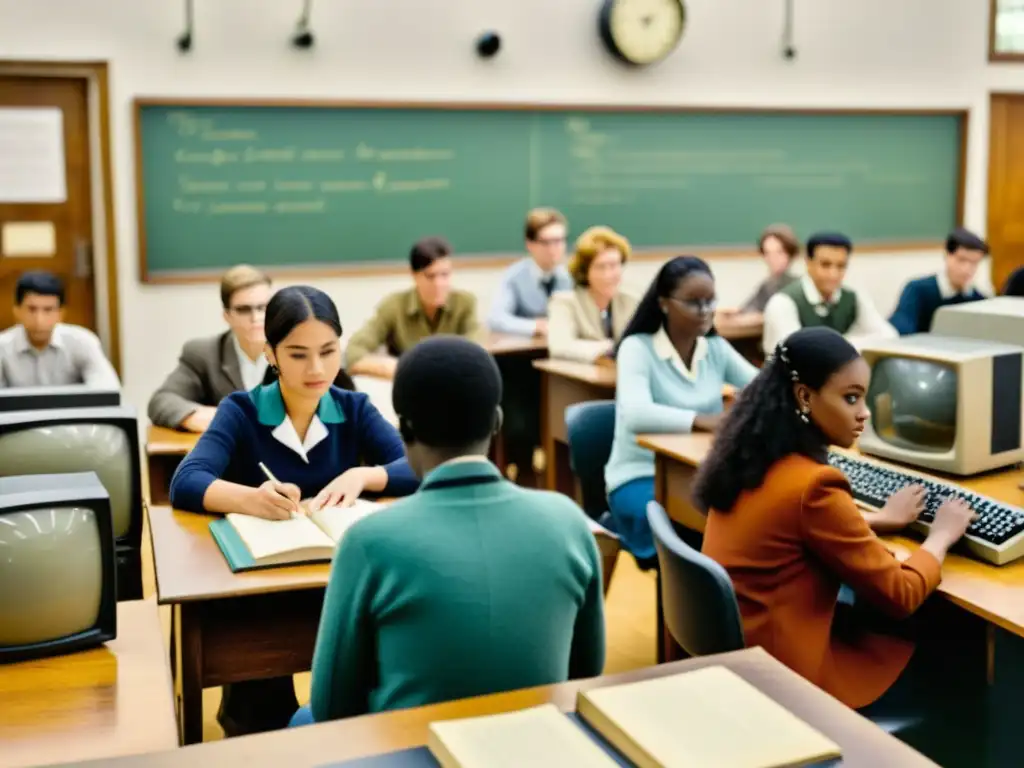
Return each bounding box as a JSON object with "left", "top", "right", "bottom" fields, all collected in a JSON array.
[
  {"left": 229, "top": 303, "right": 268, "bottom": 318},
  {"left": 533, "top": 236, "right": 566, "bottom": 247},
  {"left": 667, "top": 297, "right": 717, "bottom": 315}
]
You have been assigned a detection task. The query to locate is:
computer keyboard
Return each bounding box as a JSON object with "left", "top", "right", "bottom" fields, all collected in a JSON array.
[{"left": 827, "top": 451, "right": 1024, "bottom": 566}]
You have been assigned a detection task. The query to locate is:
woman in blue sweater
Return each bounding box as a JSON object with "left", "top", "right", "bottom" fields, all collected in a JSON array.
[
  {"left": 604, "top": 256, "right": 758, "bottom": 564},
  {"left": 169, "top": 285, "right": 418, "bottom": 736}
]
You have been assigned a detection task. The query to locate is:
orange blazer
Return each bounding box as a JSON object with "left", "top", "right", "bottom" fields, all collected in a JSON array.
[{"left": 701, "top": 453, "right": 942, "bottom": 709}]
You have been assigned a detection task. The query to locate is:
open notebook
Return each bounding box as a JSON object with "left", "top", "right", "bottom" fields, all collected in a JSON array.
[
  {"left": 209, "top": 499, "right": 384, "bottom": 571},
  {"left": 424, "top": 666, "right": 841, "bottom": 768}
]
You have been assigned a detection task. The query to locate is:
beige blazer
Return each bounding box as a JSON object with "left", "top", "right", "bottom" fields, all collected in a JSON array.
[{"left": 548, "top": 287, "right": 639, "bottom": 363}]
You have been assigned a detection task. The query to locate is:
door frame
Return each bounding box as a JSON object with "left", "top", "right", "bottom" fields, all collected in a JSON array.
[
  {"left": 987, "top": 91, "right": 1024, "bottom": 295},
  {"left": 0, "top": 60, "right": 122, "bottom": 373}
]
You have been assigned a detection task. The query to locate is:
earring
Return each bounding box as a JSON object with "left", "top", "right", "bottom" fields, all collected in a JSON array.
[{"left": 797, "top": 406, "right": 810, "bottom": 424}]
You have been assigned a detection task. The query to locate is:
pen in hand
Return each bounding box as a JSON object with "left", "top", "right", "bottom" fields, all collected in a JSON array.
[{"left": 258, "top": 461, "right": 303, "bottom": 518}]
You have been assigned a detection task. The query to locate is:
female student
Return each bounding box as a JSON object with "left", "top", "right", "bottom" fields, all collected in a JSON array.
[
  {"left": 548, "top": 226, "right": 639, "bottom": 363},
  {"left": 604, "top": 256, "right": 758, "bottom": 563},
  {"left": 694, "top": 327, "right": 974, "bottom": 710},
  {"left": 291, "top": 336, "right": 605, "bottom": 725},
  {"left": 169, "top": 285, "right": 418, "bottom": 736}
]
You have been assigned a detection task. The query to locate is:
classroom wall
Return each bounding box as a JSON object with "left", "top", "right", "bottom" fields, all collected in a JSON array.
[{"left": 0, "top": 0, "right": 1006, "bottom": 412}]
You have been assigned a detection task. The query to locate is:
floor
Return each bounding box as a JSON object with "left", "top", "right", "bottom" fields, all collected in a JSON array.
[{"left": 140, "top": 518, "right": 658, "bottom": 743}]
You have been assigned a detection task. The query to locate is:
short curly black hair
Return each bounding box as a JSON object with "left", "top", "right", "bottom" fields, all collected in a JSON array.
[
  {"left": 392, "top": 336, "right": 502, "bottom": 448},
  {"left": 692, "top": 327, "right": 860, "bottom": 514}
]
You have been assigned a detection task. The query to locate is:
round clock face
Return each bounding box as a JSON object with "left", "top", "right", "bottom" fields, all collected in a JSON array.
[{"left": 603, "top": 0, "right": 685, "bottom": 66}]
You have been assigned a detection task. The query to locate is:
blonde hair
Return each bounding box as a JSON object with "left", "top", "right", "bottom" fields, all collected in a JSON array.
[
  {"left": 569, "top": 226, "right": 631, "bottom": 287},
  {"left": 524, "top": 207, "right": 567, "bottom": 241},
  {"left": 220, "top": 264, "right": 271, "bottom": 309}
]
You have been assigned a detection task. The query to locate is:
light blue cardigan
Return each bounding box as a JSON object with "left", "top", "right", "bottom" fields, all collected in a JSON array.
[{"left": 604, "top": 331, "right": 758, "bottom": 493}]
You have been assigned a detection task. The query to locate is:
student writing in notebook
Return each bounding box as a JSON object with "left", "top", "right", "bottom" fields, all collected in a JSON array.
[
  {"left": 694, "top": 327, "right": 975, "bottom": 710},
  {"left": 168, "top": 285, "right": 418, "bottom": 736},
  {"left": 290, "top": 336, "right": 606, "bottom": 726}
]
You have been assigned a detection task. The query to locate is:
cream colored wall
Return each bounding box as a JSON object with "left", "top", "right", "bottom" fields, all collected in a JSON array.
[{"left": 0, "top": 0, "right": 1009, "bottom": 413}]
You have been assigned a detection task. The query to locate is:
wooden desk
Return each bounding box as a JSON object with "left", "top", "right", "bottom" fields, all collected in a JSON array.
[
  {"left": 534, "top": 359, "right": 617, "bottom": 495},
  {"left": 485, "top": 332, "right": 548, "bottom": 356},
  {"left": 716, "top": 312, "right": 765, "bottom": 366},
  {"left": 146, "top": 426, "right": 199, "bottom": 506},
  {"left": 55, "top": 647, "right": 932, "bottom": 768},
  {"left": 149, "top": 505, "right": 622, "bottom": 744},
  {"left": 0, "top": 600, "right": 178, "bottom": 768},
  {"left": 638, "top": 432, "right": 1024, "bottom": 650}
]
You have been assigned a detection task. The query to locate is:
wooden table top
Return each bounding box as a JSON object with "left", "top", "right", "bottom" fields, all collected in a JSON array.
[
  {"left": 715, "top": 311, "right": 765, "bottom": 340},
  {"left": 638, "top": 432, "right": 1024, "bottom": 637},
  {"left": 532, "top": 357, "right": 618, "bottom": 387},
  {"left": 146, "top": 425, "right": 199, "bottom": 456},
  {"left": 0, "top": 600, "right": 178, "bottom": 768},
  {"left": 51, "top": 647, "right": 932, "bottom": 768},
  {"left": 485, "top": 332, "right": 548, "bottom": 355},
  {"left": 149, "top": 505, "right": 330, "bottom": 604}
]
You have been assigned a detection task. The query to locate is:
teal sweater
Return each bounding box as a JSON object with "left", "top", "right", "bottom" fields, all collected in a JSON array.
[
  {"left": 308, "top": 459, "right": 606, "bottom": 721},
  {"left": 605, "top": 332, "right": 758, "bottom": 493}
]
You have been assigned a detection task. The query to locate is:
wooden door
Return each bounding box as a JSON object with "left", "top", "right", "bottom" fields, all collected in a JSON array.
[
  {"left": 988, "top": 93, "right": 1024, "bottom": 294},
  {"left": 0, "top": 76, "right": 95, "bottom": 331}
]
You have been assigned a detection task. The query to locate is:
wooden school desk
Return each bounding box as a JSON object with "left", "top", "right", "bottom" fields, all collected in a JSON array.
[
  {"left": 146, "top": 426, "right": 199, "bottom": 505},
  {"left": 0, "top": 600, "right": 178, "bottom": 768},
  {"left": 48, "top": 647, "right": 932, "bottom": 768},
  {"left": 148, "top": 505, "right": 621, "bottom": 745},
  {"left": 534, "top": 359, "right": 617, "bottom": 495},
  {"left": 715, "top": 311, "right": 766, "bottom": 366},
  {"left": 638, "top": 432, "right": 1024, "bottom": 664}
]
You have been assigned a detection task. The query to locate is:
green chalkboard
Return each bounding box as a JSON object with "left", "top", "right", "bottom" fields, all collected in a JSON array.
[{"left": 134, "top": 100, "right": 964, "bottom": 280}]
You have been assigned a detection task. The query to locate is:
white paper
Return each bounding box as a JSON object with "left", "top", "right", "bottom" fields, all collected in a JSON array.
[
  {"left": 0, "top": 108, "right": 67, "bottom": 203},
  {"left": 2, "top": 221, "right": 56, "bottom": 257}
]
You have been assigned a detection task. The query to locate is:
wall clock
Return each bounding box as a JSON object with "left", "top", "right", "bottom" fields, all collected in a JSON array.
[{"left": 599, "top": 0, "right": 686, "bottom": 67}]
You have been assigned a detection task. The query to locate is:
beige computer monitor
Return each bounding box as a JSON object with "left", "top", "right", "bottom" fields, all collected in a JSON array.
[
  {"left": 857, "top": 334, "right": 1024, "bottom": 475},
  {"left": 931, "top": 296, "right": 1024, "bottom": 344}
]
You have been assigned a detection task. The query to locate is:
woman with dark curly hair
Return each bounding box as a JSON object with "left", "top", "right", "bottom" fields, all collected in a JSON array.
[{"left": 695, "top": 326, "right": 975, "bottom": 710}]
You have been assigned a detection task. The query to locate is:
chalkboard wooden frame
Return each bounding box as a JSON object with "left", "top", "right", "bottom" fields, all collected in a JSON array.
[{"left": 132, "top": 97, "right": 969, "bottom": 284}]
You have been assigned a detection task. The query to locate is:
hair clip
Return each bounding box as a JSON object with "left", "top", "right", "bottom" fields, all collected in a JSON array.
[{"left": 774, "top": 343, "right": 800, "bottom": 382}]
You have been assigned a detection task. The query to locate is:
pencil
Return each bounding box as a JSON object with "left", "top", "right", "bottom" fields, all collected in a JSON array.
[{"left": 258, "top": 462, "right": 300, "bottom": 517}]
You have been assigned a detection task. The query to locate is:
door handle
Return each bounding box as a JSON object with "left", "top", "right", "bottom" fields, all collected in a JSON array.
[{"left": 74, "top": 239, "right": 93, "bottom": 279}]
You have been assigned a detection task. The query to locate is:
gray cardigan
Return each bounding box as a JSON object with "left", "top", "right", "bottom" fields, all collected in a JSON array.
[{"left": 147, "top": 332, "right": 245, "bottom": 428}]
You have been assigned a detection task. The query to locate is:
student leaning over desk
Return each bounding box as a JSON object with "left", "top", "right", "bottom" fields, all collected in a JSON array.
[
  {"left": 169, "top": 285, "right": 418, "bottom": 737},
  {"left": 695, "top": 328, "right": 975, "bottom": 711},
  {"left": 290, "top": 336, "right": 605, "bottom": 726},
  {"left": 604, "top": 256, "right": 759, "bottom": 565},
  {"left": 548, "top": 225, "right": 638, "bottom": 364}
]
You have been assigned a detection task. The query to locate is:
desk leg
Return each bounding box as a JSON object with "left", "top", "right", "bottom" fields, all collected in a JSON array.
[
  {"left": 541, "top": 372, "right": 556, "bottom": 491},
  {"left": 179, "top": 602, "right": 205, "bottom": 745}
]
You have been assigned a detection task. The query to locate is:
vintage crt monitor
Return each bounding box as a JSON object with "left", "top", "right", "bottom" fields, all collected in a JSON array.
[
  {"left": 0, "top": 472, "right": 117, "bottom": 663},
  {"left": 0, "top": 406, "right": 144, "bottom": 600},
  {"left": 0, "top": 386, "right": 120, "bottom": 412},
  {"left": 931, "top": 296, "right": 1024, "bottom": 343},
  {"left": 857, "top": 334, "right": 1024, "bottom": 476}
]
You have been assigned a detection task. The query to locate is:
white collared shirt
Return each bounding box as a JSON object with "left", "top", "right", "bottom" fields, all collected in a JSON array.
[
  {"left": 651, "top": 328, "right": 708, "bottom": 382},
  {"left": 231, "top": 334, "right": 268, "bottom": 392},
  {"left": 0, "top": 323, "right": 120, "bottom": 389},
  {"left": 936, "top": 270, "right": 974, "bottom": 300},
  {"left": 761, "top": 275, "right": 897, "bottom": 353},
  {"left": 271, "top": 415, "right": 329, "bottom": 463}
]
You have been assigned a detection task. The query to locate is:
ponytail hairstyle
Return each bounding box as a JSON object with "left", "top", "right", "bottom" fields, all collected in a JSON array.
[
  {"left": 692, "top": 327, "right": 861, "bottom": 514},
  {"left": 613, "top": 255, "right": 717, "bottom": 357}
]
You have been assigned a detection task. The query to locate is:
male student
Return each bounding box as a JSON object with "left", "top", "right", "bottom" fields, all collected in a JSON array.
[
  {"left": 291, "top": 336, "right": 605, "bottom": 725},
  {"left": 344, "top": 236, "right": 483, "bottom": 379},
  {"left": 0, "top": 271, "right": 120, "bottom": 389},
  {"left": 148, "top": 265, "right": 272, "bottom": 432},
  {"left": 888, "top": 228, "right": 989, "bottom": 335},
  {"left": 488, "top": 208, "right": 573, "bottom": 336},
  {"left": 762, "top": 232, "right": 897, "bottom": 353}
]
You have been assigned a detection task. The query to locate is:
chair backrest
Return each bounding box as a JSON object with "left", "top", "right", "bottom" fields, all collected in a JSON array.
[
  {"left": 647, "top": 500, "right": 745, "bottom": 656},
  {"left": 565, "top": 400, "right": 616, "bottom": 520}
]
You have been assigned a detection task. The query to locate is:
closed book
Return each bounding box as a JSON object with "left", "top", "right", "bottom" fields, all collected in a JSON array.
[{"left": 575, "top": 666, "right": 842, "bottom": 768}]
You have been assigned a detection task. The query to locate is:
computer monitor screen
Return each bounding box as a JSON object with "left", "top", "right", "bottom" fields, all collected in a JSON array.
[
  {"left": 0, "top": 472, "right": 116, "bottom": 663},
  {"left": 0, "top": 425, "right": 132, "bottom": 539},
  {"left": 0, "top": 507, "right": 103, "bottom": 647},
  {"left": 867, "top": 357, "right": 958, "bottom": 453},
  {"left": 0, "top": 407, "right": 142, "bottom": 548},
  {"left": 0, "top": 386, "right": 120, "bottom": 412}
]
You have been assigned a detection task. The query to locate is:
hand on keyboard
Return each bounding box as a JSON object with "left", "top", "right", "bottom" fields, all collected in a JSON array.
[
  {"left": 931, "top": 498, "right": 977, "bottom": 547},
  {"left": 878, "top": 484, "right": 926, "bottom": 531}
]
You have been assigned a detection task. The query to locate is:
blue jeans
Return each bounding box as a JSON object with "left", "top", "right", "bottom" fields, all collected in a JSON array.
[
  {"left": 607, "top": 476, "right": 656, "bottom": 562},
  {"left": 289, "top": 705, "right": 314, "bottom": 727}
]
